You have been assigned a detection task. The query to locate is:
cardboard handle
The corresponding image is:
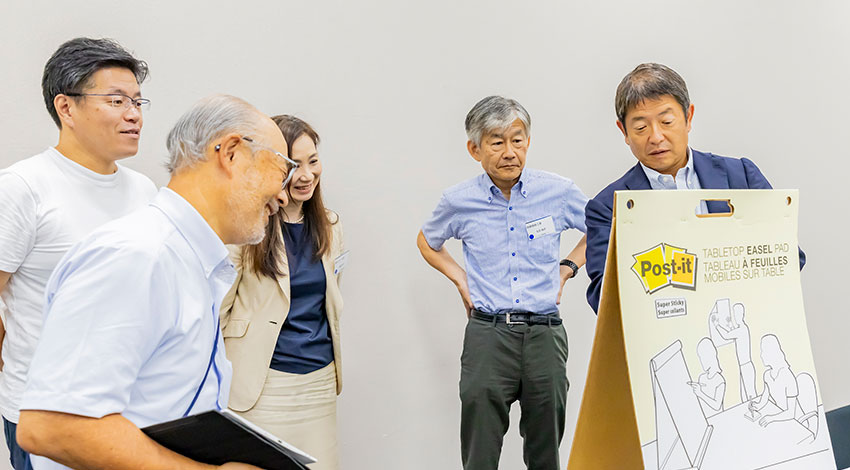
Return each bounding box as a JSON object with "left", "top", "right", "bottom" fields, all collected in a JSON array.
[
  {"left": 695, "top": 199, "right": 734, "bottom": 218},
  {"left": 615, "top": 190, "right": 798, "bottom": 224}
]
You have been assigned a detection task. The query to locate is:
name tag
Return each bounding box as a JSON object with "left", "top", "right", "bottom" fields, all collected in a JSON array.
[
  {"left": 525, "top": 216, "right": 556, "bottom": 239},
  {"left": 333, "top": 250, "right": 350, "bottom": 275}
]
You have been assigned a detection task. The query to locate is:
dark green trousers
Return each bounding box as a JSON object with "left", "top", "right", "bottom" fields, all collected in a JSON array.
[{"left": 459, "top": 315, "right": 569, "bottom": 470}]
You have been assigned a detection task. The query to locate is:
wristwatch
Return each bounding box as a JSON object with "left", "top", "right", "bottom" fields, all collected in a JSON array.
[{"left": 559, "top": 259, "right": 579, "bottom": 278}]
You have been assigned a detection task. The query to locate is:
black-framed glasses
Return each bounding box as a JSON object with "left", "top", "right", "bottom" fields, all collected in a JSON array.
[
  {"left": 241, "top": 137, "right": 300, "bottom": 189},
  {"left": 64, "top": 92, "right": 151, "bottom": 111}
]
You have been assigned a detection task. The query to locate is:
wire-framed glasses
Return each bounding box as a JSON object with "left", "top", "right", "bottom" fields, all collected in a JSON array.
[
  {"left": 241, "top": 136, "right": 299, "bottom": 189},
  {"left": 64, "top": 92, "right": 151, "bottom": 111}
]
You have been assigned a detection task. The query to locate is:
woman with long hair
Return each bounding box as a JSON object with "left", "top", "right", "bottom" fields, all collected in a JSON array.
[
  {"left": 749, "top": 334, "right": 798, "bottom": 427},
  {"left": 690, "top": 337, "right": 726, "bottom": 416},
  {"left": 221, "top": 115, "right": 345, "bottom": 469}
]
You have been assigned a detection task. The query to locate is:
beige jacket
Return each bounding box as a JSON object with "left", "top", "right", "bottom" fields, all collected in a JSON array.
[{"left": 220, "top": 216, "right": 345, "bottom": 412}]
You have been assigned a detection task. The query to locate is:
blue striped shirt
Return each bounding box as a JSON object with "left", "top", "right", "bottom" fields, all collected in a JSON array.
[
  {"left": 640, "top": 147, "right": 708, "bottom": 214},
  {"left": 422, "top": 168, "right": 588, "bottom": 314}
]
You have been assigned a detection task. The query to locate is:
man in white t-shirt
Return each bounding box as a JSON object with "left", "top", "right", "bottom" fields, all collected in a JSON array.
[{"left": 0, "top": 37, "right": 156, "bottom": 470}]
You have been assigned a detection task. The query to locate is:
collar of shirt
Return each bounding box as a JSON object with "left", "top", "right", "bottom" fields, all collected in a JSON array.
[
  {"left": 151, "top": 188, "right": 233, "bottom": 279},
  {"left": 478, "top": 169, "right": 530, "bottom": 203},
  {"left": 640, "top": 147, "right": 701, "bottom": 191}
]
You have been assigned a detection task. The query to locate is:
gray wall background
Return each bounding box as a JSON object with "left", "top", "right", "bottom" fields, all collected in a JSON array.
[{"left": 0, "top": 1, "right": 848, "bottom": 468}]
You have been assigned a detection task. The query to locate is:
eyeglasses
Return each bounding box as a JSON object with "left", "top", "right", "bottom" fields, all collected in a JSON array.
[
  {"left": 240, "top": 136, "right": 300, "bottom": 189},
  {"left": 64, "top": 93, "right": 151, "bottom": 111},
  {"left": 214, "top": 136, "right": 300, "bottom": 189}
]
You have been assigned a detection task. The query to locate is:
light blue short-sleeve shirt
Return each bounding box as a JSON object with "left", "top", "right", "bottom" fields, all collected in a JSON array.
[
  {"left": 422, "top": 168, "right": 588, "bottom": 314},
  {"left": 22, "top": 188, "right": 235, "bottom": 470}
]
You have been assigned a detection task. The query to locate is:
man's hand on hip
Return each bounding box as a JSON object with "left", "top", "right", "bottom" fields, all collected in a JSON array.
[
  {"left": 556, "top": 264, "right": 576, "bottom": 305},
  {"left": 456, "top": 278, "right": 473, "bottom": 318}
]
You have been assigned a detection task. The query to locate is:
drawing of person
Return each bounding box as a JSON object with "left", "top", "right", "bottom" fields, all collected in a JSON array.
[
  {"left": 690, "top": 338, "right": 726, "bottom": 416},
  {"left": 712, "top": 302, "right": 757, "bottom": 401},
  {"left": 749, "top": 334, "right": 799, "bottom": 427}
]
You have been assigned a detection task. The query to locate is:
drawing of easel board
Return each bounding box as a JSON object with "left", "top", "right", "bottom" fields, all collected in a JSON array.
[{"left": 569, "top": 190, "right": 835, "bottom": 470}]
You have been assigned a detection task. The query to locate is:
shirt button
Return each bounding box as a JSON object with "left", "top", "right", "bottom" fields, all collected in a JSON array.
[
  {"left": 510, "top": 227, "right": 514, "bottom": 231},
  {"left": 515, "top": 299, "right": 520, "bottom": 303},
  {"left": 511, "top": 252, "right": 516, "bottom": 256},
  {"left": 513, "top": 277, "right": 517, "bottom": 281},
  {"left": 509, "top": 206, "right": 513, "bottom": 210}
]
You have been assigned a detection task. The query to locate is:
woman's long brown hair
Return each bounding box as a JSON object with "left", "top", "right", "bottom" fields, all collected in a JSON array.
[{"left": 243, "top": 115, "right": 334, "bottom": 279}]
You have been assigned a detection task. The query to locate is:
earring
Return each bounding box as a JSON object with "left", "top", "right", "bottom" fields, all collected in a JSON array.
[{"left": 215, "top": 144, "right": 221, "bottom": 151}]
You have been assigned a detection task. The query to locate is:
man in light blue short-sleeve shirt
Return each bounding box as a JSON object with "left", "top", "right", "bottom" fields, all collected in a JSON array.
[
  {"left": 422, "top": 170, "right": 588, "bottom": 315},
  {"left": 417, "top": 96, "right": 588, "bottom": 470},
  {"left": 17, "top": 95, "right": 292, "bottom": 470}
]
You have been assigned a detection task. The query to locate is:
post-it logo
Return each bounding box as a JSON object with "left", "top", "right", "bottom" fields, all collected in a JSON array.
[{"left": 631, "top": 243, "right": 697, "bottom": 294}]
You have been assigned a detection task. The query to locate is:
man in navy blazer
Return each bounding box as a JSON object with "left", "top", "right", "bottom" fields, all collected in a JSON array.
[{"left": 585, "top": 63, "right": 805, "bottom": 313}]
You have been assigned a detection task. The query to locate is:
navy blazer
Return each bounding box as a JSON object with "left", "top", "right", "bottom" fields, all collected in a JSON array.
[{"left": 584, "top": 149, "right": 806, "bottom": 313}]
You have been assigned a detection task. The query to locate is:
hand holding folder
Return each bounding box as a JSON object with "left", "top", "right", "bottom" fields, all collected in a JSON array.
[{"left": 142, "top": 410, "right": 316, "bottom": 470}]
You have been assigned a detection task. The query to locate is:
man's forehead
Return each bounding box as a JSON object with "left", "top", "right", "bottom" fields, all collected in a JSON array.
[
  {"left": 256, "top": 117, "right": 288, "bottom": 152},
  {"left": 485, "top": 122, "right": 527, "bottom": 139},
  {"left": 103, "top": 85, "right": 142, "bottom": 98},
  {"left": 88, "top": 67, "right": 141, "bottom": 94},
  {"left": 626, "top": 96, "right": 680, "bottom": 120}
]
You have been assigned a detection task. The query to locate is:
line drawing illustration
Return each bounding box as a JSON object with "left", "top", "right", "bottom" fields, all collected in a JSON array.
[
  {"left": 749, "top": 334, "right": 820, "bottom": 444},
  {"left": 711, "top": 302, "right": 757, "bottom": 402},
  {"left": 642, "top": 301, "right": 833, "bottom": 469},
  {"left": 690, "top": 338, "right": 726, "bottom": 417},
  {"left": 707, "top": 299, "right": 734, "bottom": 348},
  {"left": 650, "top": 340, "right": 712, "bottom": 470}
]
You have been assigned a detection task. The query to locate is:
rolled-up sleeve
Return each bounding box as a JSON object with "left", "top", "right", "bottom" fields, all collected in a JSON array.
[
  {"left": 562, "top": 180, "right": 590, "bottom": 233},
  {"left": 21, "top": 244, "right": 170, "bottom": 418},
  {"left": 421, "top": 193, "right": 457, "bottom": 250}
]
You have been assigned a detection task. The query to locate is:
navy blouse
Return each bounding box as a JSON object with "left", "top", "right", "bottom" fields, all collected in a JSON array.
[{"left": 269, "top": 221, "right": 334, "bottom": 374}]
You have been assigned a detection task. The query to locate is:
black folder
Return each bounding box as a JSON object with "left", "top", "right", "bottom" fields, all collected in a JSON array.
[{"left": 142, "top": 409, "right": 315, "bottom": 470}]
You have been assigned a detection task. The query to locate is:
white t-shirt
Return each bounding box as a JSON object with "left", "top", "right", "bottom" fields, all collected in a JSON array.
[{"left": 0, "top": 147, "right": 156, "bottom": 423}]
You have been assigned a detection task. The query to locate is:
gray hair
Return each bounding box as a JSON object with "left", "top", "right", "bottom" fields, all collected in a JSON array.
[
  {"left": 615, "top": 63, "right": 690, "bottom": 127},
  {"left": 465, "top": 96, "right": 531, "bottom": 146},
  {"left": 42, "top": 37, "right": 149, "bottom": 128},
  {"left": 165, "top": 94, "right": 263, "bottom": 173}
]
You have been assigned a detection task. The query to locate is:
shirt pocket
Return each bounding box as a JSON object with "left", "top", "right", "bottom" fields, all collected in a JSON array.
[{"left": 526, "top": 232, "right": 558, "bottom": 264}]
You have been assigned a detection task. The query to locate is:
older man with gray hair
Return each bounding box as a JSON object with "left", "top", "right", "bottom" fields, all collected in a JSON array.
[
  {"left": 417, "top": 96, "right": 588, "bottom": 470},
  {"left": 584, "top": 63, "right": 806, "bottom": 313},
  {"left": 16, "top": 94, "right": 293, "bottom": 470}
]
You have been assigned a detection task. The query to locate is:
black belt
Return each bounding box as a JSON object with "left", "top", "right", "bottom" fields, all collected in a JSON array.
[{"left": 472, "top": 309, "right": 562, "bottom": 326}]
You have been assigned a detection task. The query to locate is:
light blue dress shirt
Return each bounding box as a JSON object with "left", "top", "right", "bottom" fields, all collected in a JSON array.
[
  {"left": 23, "top": 188, "right": 235, "bottom": 470},
  {"left": 639, "top": 147, "right": 708, "bottom": 214},
  {"left": 422, "top": 168, "right": 588, "bottom": 315}
]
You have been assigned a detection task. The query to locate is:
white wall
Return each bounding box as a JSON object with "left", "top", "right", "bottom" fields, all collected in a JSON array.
[{"left": 1, "top": 1, "right": 848, "bottom": 468}]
